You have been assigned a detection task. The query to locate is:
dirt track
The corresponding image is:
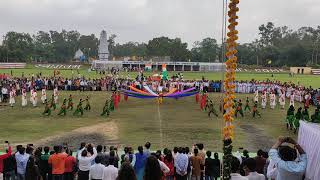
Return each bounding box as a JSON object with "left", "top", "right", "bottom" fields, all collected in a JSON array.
[{"left": 32, "top": 121, "right": 120, "bottom": 149}]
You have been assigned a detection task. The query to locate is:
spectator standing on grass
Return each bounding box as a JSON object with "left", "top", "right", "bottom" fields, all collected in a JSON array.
[
  {"left": 89, "top": 156, "right": 105, "bottom": 180},
  {"left": 197, "top": 144, "right": 206, "bottom": 180},
  {"left": 117, "top": 162, "right": 137, "bottom": 180},
  {"left": 163, "top": 150, "right": 175, "bottom": 180},
  {"left": 2, "top": 146, "right": 15, "bottom": 180},
  {"left": 144, "top": 142, "right": 151, "bottom": 157},
  {"left": 48, "top": 146, "right": 68, "bottom": 180},
  {"left": 0, "top": 142, "right": 12, "bottom": 177},
  {"left": 39, "top": 146, "right": 50, "bottom": 180},
  {"left": 190, "top": 149, "right": 202, "bottom": 180},
  {"left": 175, "top": 148, "right": 189, "bottom": 180},
  {"left": 102, "top": 156, "right": 118, "bottom": 180},
  {"left": 16, "top": 146, "right": 30, "bottom": 180},
  {"left": 230, "top": 156, "right": 248, "bottom": 180},
  {"left": 269, "top": 137, "right": 307, "bottom": 180},
  {"left": 144, "top": 156, "right": 163, "bottom": 180},
  {"left": 243, "top": 158, "right": 265, "bottom": 180},
  {"left": 254, "top": 150, "right": 266, "bottom": 174},
  {"left": 64, "top": 149, "right": 76, "bottom": 180},
  {"left": 205, "top": 151, "right": 220, "bottom": 180},
  {"left": 78, "top": 144, "right": 98, "bottom": 180},
  {"left": 97, "top": 145, "right": 108, "bottom": 166},
  {"left": 134, "top": 146, "right": 147, "bottom": 180},
  {"left": 25, "top": 156, "right": 40, "bottom": 180}
]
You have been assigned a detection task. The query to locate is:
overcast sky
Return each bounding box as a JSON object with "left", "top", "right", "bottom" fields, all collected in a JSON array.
[{"left": 1, "top": 0, "right": 320, "bottom": 47}]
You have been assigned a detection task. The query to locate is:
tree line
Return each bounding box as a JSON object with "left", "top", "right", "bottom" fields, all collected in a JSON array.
[{"left": 1, "top": 22, "right": 320, "bottom": 67}]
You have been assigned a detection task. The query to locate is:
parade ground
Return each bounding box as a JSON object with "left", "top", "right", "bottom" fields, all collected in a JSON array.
[{"left": 0, "top": 89, "right": 297, "bottom": 152}]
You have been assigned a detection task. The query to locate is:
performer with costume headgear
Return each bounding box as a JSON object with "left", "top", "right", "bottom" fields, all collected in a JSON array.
[
  {"left": 73, "top": 99, "right": 85, "bottom": 116},
  {"left": 101, "top": 99, "right": 110, "bottom": 116},
  {"left": 9, "top": 88, "right": 16, "bottom": 107},
  {"left": 41, "top": 88, "right": 47, "bottom": 104},
  {"left": 261, "top": 91, "right": 267, "bottom": 109},
  {"left": 252, "top": 101, "right": 261, "bottom": 118},
  {"left": 84, "top": 96, "right": 91, "bottom": 111},
  {"left": 279, "top": 90, "right": 286, "bottom": 109},
  {"left": 50, "top": 94, "right": 56, "bottom": 110},
  {"left": 53, "top": 86, "right": 59, "bottom": 104},
  {"left": 42, "top": 99, "right": 51, "bottom": 116},
  {"left": 67, "top": 94, "right": 74, "bottom": 110},
  {"left": 58, "top": 98, "right": 67, "bottom": 116},
  {"left": 235, "top": 99, "right": 244, "bottom": 118},
  {"left": 244, "top": 97, "right": 251, "bottom": 112},
  {"left": 269, "top": 91, "right": 276, "bottom": 109},
  {"left": 21, "top": 88, "right": 27, "bottom": 107},
  {"left": 31, "top": 89, "right": 38, "bottom": 107}
]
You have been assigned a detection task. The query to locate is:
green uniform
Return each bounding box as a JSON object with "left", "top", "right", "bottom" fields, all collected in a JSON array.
[
  {"left": 302, "top": 108, "right": 310, "bottom": 121},
  {"left": 208, "top": 103, "right": 218, "bottom": 117},
  {"left": 50, "top": 97, "right": 56, "bottom": 110},
  {"left": 311, "top": 110, "right": 320, "bottom": 123},
  {"left": 84, "top": 98, "right": 91, "bottom": 111},
  {"left": 253, "top": 102, "right": 261, "bottom": 118},
  {"left": 101, "top": 100, "right": 110, "bottom": 116},
  {"left": 204, "top": 99, "right": 210, "bottom": 111},
  {"left": 73, "top": 100, "right": 84, "bottom": 116},
  {"left": 109, "top": 98, "right": 115, "bottom": 112},
  {"left": 293, "top": 109, "right": 303, "bottom": 132},
  {"left": 67, "top": 97, "right": 73, "bottom": 110},
  {"left": 286, "top": 107, "right": 295, "bottom": 129},
  {"left": 244, "top": 98, "right": 251, "bottom": 112},
  {"left": 58, "top": 99, "right": 67, "bottom": 116},
  {"left": 235, "top": 101, "right": 244, "bottom": 118},
  {"left": 42, "top": 101, "right": 51, "bottom": 116}
]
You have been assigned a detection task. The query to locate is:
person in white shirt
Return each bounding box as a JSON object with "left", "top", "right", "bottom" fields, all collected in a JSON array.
[
  {"left": 78, "top": 145, "right": 98, "bottom": 180},
  {"left": 89, "top": 156, "right": 105, "bottom": 180},
  {"left": 102, "top": 157, "right": 118, "bottom": 180},
  {"left": 243, "top": 158, "right": 265, "bottom": 180},
  {"left": 230, "top": 156, "right": 248, "bottom": 180}
]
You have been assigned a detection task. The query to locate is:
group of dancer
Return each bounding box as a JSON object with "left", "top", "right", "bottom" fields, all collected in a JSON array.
[{"left": 41, "top": 91, "right": 126, "bottom": 117}]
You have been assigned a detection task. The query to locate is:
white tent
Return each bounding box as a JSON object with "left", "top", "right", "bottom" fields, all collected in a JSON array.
[{"left": 298, "top": 121, "right": 320, "bottom": 180}]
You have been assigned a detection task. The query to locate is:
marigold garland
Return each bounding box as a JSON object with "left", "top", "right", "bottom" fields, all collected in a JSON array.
[{"left": 223, "top": 0, "right": 240, "bottom": 179}]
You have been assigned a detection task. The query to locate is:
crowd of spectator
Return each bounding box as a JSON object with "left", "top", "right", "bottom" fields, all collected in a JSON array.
[{"left": 0, "top": 137, "right": 307, "bottom": 180}]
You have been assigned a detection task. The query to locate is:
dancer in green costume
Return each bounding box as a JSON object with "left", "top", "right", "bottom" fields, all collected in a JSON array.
[
  {"left": 67, "top": 94, "right": 74, "bottom": 110},
  {"left": 50, "top": 94, "right": 56, "bottom": 110},
  {"left": 58, "top": 98, "right": 67, "bottom": 116},
  {"left": 84, "top": 96, "right": 91, "bottom": 111},
  {"left": 235, "top": 99, "right": 244, "bottom": 118},
  {"left": 73, "top": 99, "right": 85, "bottom": 116},
  {"left": 109, "top": 97, "right": 115, "bottom": 112},
  {"left": 42, "top": 99, "right": 51, "bottom": 116},
  {"left": 101, "top": 99, "right": 110, "bottom": 116},
  {"left": 286, "top": 105, "right": 295, "bottom": 129},
  {"left": 252, "top": 101, "right": 261, "bottom": 118},
  {"left": 302, "top": 106, "right": 310, "bottom": 121},
  {"left": 208, "top": 101, "right": 218, "bottom": 117},
  {"left": 244, "top": 97, "right": 251, "bottom": 112}
]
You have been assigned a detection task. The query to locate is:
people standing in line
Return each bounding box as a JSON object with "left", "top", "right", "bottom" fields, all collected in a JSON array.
[
  {"left": 102, "top": 156, "right": 118, "bottom": 180},
  {"left": 174, "top": 148, "right": 189, "bottom": 180},
  {"left": 117, "top": 162, "right": 137, "bottom": 180},
  {"left": 134, "top": 146, "right": 147, "bottom": 180},
  {"left": 190, "top": 149, "right": 202, "bottom": 180},
  {"left": 64, "top": 149, "right": 76, "bottom": 180},
  {"left": 16, "top": 146, "right": 30, "bottom": 180},
  {"left": 39, "top": 146, "right": 50, "bottom": 180},
  {"left": 205, "top": 151, "right": 220, "bottom": 180},
  {"left": 77, "top": 144, "right": 98, "bottom": 180},
  {"left": 48, "top": 145, "right": 68, "bottom": 180},
  {"left": 89, "top": 156, "right": 105, "bottom": 180}
]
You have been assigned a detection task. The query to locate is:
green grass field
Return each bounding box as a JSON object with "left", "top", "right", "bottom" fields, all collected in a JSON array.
[
  {"left": 1, "top": 66, "right": 320, "bottom": 88},
  {"left": 0, "top": 90, "right": 300, "bottom": 152}
]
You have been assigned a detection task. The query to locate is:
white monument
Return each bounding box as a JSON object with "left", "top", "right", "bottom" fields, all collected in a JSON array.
[
  {"left": 98, "top": 30, "right": 109, "bottom": 61},
  {"left": 91, "top": 30, "right": 112, "bottom": 70}
]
